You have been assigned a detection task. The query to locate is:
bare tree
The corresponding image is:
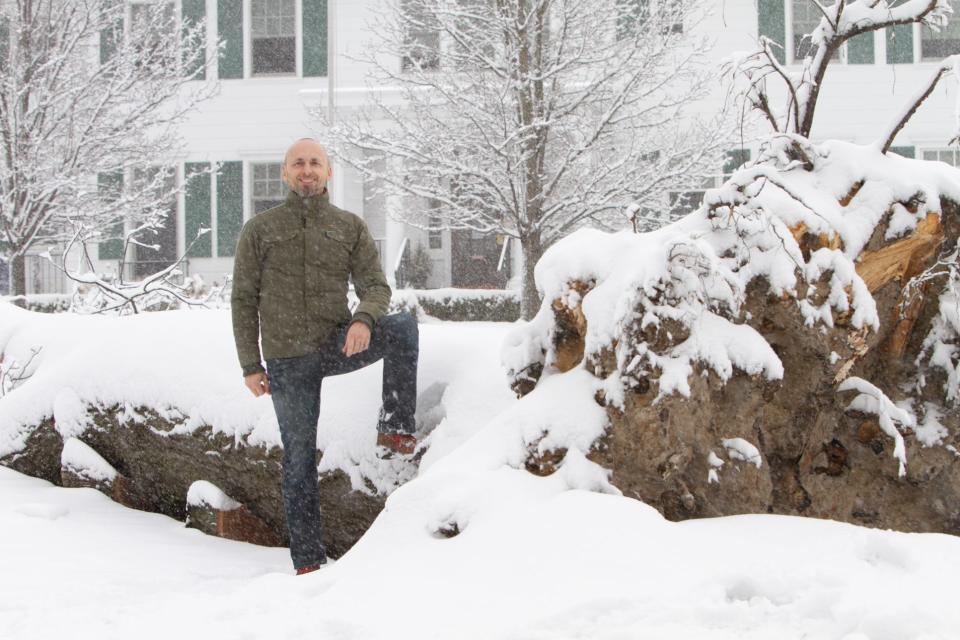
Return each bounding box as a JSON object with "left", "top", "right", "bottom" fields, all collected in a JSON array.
[
  {"left": 0, "top": 0, "right": 217, "bottom": 297},
  {"left": 317, "top": 0, "right": 735, "bottom": 318},
  {"left": 727, "top": 0, "right": 953, "bottom": 140}
]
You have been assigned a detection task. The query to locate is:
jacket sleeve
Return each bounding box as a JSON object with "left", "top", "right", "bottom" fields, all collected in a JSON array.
[
  {"left": 231, "top": 220, "right": 265, "bottom": 375},
  {"left": 350, "top": 218, "right": 392, "bottom": 328}
]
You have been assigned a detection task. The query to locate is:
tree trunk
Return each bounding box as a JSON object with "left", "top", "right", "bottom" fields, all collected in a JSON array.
[
  {"left": 11, "top": 254, "right": 27, "bottom": 304},
  {"left": 519, "top": 235, "right": 542, "bottom": 320}
]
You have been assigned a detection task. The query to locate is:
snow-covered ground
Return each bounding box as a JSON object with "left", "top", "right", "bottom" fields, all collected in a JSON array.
[{"left": 2, "top": 307, "right": 960, "bottom": 639}]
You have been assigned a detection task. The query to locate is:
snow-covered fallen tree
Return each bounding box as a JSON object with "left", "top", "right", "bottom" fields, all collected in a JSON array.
[
  {"left": 0, "top": 303, "right": 515, "bottom": 556},
  {"left": 502, "top": 136, "right": 960, "bottom": 533}
]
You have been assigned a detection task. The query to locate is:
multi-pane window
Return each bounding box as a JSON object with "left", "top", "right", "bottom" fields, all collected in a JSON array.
[
  {"left": 616, "top": 0, "right": 681, "bottom": 40},
  {"left": 251, "top": 0, "right": 296, "bottom": 75},
  {"left": 669, "top": 149, "right": 751, "bottom": 218},
  {"left": 252, "top": 163, "right": 287, "bottom": 214},
  {"left": 401, "top": 0, "right": 440, "bottom": 71},
  {"left": 921, "top": 1, "right": 960, "bottom": 61},
  {"left": 661, "top": 0, "right": 683, "bottom": 34},
  {"left": 791, "top": 0, "right": 840, "bottom": 62},
  {"left": 792, "top": 0, "right": 822, "bottom": 60},
  {"left": 428, "top": 216, "right": 443, "bottom": 249},
  {"left": 453, "top": 0, "right": 497, "bottom": 69},
  {"left": 130, "top": 2, "right": 176, "bottom": 68},
  {"left": 922, "top": 148, "right": 960, "bottom": 166}
]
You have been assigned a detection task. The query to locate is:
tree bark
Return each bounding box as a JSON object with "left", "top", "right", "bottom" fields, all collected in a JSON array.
[
  {"left": 520, "top": 235, "right": 542, "bottom": 320},
  {"left": 11, "top": 254, "right": 26, "bottom": 302}
]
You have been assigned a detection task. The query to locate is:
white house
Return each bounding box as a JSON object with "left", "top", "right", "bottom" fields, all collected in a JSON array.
[{"left": 11, "top": 0, "right": 960, "bottom": 295}]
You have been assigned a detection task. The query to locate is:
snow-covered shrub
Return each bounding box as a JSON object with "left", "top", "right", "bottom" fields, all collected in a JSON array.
[
  {"left": 415, "top": 289, "right": 520, "bottom": 322},
  {"left": 1, "top": 294, "right": 72, "bottom": 314}
]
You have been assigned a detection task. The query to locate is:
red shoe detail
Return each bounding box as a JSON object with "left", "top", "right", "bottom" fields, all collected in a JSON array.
[
  {"left": 296, "top": 563, "right": 324, "bottom": 575},
  {"left": 376, "top": 432, "right": 417, "bottom": 456}
]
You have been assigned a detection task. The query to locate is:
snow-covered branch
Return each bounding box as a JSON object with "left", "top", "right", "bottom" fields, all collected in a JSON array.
[
  {"left": 319, "top": 0, "right": 736, "bottom": 317},
  {"left": 878, "top": 55, "right": 960, "bottom": 153},
  {"left": 727, "top": 0, "right": 952, "bottom": 138},
  {"left": 44, "top": 220, "right": 219, "bottom": 315}
]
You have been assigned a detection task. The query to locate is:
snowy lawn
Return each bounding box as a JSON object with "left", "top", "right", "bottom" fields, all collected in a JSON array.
[
  {"left": 3, "top": 460, "right": 959, "bottom": 640},
  {"left": 1, "top": 308, "right": 959, "bottom": 639}
]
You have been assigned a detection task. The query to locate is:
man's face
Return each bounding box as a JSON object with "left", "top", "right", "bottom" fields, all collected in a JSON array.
[{"left": 282, "top": 141, "right": 332, "bottom": 197}]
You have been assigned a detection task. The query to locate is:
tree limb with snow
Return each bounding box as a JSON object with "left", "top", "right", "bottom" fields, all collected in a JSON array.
[
  {"left": 726, "top": 0, "right": 953, "bottom": 139},
  {"left": 0, "top": 0, "right": 218, "bottom": 297},
  {"left": 316, "top": 0, "right": 737, "bottom": 318}
]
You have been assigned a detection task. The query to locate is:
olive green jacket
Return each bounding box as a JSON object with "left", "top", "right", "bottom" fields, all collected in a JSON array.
[{"left": 231, "top": 190, "right": 392, "bottom": 375}]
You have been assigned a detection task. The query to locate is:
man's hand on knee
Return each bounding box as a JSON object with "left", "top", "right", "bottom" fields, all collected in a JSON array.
[
  {"left": 244, "top": 372, "right": 271, "bottom": 397},
  {"left": 342, "top": 321, "right": 371, "bottom": 357}
]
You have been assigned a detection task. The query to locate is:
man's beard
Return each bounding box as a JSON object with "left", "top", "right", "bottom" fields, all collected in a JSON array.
[{"left": 293, "top": 182, "right": 325, "bottom": 197}]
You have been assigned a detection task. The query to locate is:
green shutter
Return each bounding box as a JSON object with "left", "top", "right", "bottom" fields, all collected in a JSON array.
[
  {"left": 182, "top": 0, "right": 206, "bottom": 80},
  {"left": 99, "top": 1, "right": 123, "bottom": 65},
  {"left": 888, "top": 146, "right": 916, "bottom": 159},
  {"left": 218, "top": 0, "right": 243, "bottom": 79},
  {"left": 887, "top": 24, "right": 914, "bottom": 64},
  {"left": 758, "top": 0, "right": 786, "bottom": 65},
  {"left": 303, "top": 0, "right": 328, "bottom": 77},
  {"left": 848, "top": 32, "right": 875, "bottom": 64},
  {"left": 0, "top": 16, "right": 10, "bottom": 63},
  {"left": 217, "top": 161, "right": 243, "bottom": 257},
  {"left": 185, "top": 163, "right": 212, "bottom": 257},
  {"left": 723, "top": 148, "right": 751, "bottom": 178},
  {"left": 98, "top": 172, "right": 125, "bottom": 261},
  {"left": 617, "top": 0, "right": 650, "bottom": 40}
]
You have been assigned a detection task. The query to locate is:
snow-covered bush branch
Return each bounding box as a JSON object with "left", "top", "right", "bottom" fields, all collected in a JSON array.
[
  {"left": 0, "top": 345, "right": 41, "bottom": 397},
  {"left": 44, "top": 220, "right": 223, "bottom": 315}
]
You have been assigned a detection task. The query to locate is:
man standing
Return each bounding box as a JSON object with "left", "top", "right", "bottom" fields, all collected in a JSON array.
[{"left": 231, "top": 138, "right": 419, "bottom": 575}]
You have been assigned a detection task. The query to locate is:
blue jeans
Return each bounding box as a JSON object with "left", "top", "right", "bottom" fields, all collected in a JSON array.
[{"left": 266, "top": 313, "right": 419, "bottom": 568}]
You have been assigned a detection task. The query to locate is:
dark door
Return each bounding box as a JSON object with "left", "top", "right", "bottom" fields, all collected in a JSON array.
[{"left": 451, "top": 230, "right": 507, "bottom": 289}]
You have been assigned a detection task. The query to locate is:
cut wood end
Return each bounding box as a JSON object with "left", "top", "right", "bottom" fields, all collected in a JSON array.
[{"left": 856, "top": 213, "right": 944, "bottom": 293}]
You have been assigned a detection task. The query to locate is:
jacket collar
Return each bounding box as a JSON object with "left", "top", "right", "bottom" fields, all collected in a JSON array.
[{"left": 285, "top": 188, "right": 330, "bottom": 215}]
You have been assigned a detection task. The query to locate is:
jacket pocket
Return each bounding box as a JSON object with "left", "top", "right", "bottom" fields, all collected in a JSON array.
[
  {"left": 314, "top": 228, "right": 352, "bottom": 276},
  {"left": 262, "top": 229, "right": 302, "bottom": 277}
]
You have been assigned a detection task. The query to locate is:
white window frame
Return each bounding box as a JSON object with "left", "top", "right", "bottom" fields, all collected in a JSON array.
[
  {"left": 245, "top": 0, "right": 302, "bottom": 78},
  {"left": 785, "top": 0, "right": 872, "bottom": 65},
  {"left": 249, "top": 160, "right": 288, "bottom": 214},
  {"left": 400, "top": 0, "right": 442, "bottom": 73},
  {"left": 920, "top": 147, "right": 960, "bottom": 167},
  {"left": 919, "top": 8, "right": 960, "bottom": 62}
]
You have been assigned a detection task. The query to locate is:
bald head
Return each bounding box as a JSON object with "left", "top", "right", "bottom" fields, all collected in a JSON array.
[
  {"left": 284, "top": 138, "right": 328, "bottom": 165},
  {"left": 282, "top": 138, "right": 331, "bottom": 197}
]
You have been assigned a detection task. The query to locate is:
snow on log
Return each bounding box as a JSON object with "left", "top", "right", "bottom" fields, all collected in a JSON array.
[
  {"left": 61, "top": 438, "right": 118, "bottom": 484},
  {"left": 186, "top": 480, "right": 241, "bottom": 511}
]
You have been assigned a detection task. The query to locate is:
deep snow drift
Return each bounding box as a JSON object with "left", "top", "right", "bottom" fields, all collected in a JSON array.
[{"left": 1, "top": 307, "right": 959, "bottom": 639}]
